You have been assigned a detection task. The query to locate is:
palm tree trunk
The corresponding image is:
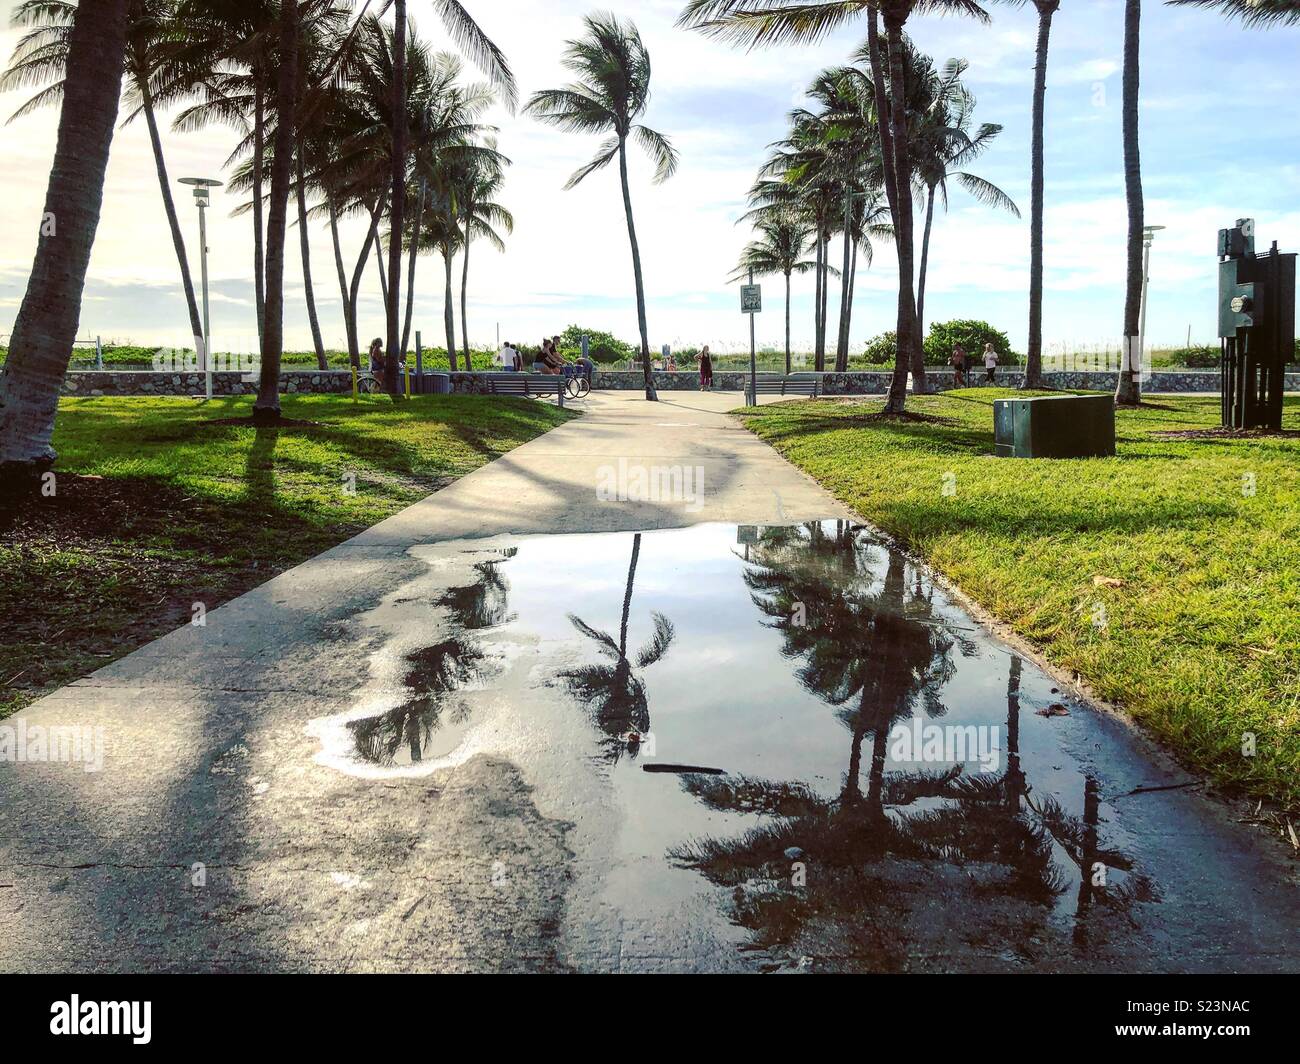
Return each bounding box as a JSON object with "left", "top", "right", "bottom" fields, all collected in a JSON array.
[
  {"left": 813, "top": 232, "right": 825, "bottom": 372},
  {"left": 820, "top": 231, "right": 831, "bottom": 368},
  {"left": 618, "top": 140, "right": 657, "bottom": 401},
  {"left": 296, "top": 145, "right": 327, "bottom": 370},
  {"left": 784, "top": 271, "right": 792, "bottom": 375},
  {"left": 1116, "top": 0, "right": 1144, "bottom": 407},
  {"left": 373, "top": 213, "right": 388, "bottom": 308},
  {"left": 0, "top": 0, "right": 130, "bottom": 477},
  {"left": 867, "top": 6, "right": 908, "bottom": 413},
  {"left": 254, "top": 0, "right": 299, "bottom": 424},
  {"left": 1025, "top": 1, "right": 1059, "bottom": 389},
  {"left": 253, "top": 77, "right": 266, "bottom": 355},
  {"left": 884, "top": 13, "right": 926, "bottom": 397},
  {"left": 385, "top": 0, "right": 407, "bottom": 396},
  {"left": 140, "top": 83, "right": 203, "bottom": 346},
  {"left": 849, "top": 237, "right": 859, "bottom": 324},
  {"left": 443, "top": 250, "right": 458, "bottom": 372},
  {"left": 836, "top": 226, "right": 853, "bottom": 372},
  {"left": 329, "top": 197, "right": 357, "bottom": 367},
  {"left": 349, "top": 198, "right": 383, "bottom": 363},
  {"left": 401, "top": 180, "right": 425, "bottom": 359},
  {"left": 917, "top": 183, "right": 936, "bottom": 341},
  {"left": 460, "top": 224, "right": 471, "bottom": 363}
]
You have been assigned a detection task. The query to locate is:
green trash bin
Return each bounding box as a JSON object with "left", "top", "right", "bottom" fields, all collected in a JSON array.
[{"left": 993, "top": 395, "right": 1116, "bottom": 459}]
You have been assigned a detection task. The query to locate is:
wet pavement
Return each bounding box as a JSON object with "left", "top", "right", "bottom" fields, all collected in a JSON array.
[
  {"left": 290, "top": 521, "right": 1300, "bottom": 972},
  {"left": 7, "top": 521, "right": 1294, "bottom": 973},
  {"left": 3, "top": 393, "right": 1299, "bottom": 973}
]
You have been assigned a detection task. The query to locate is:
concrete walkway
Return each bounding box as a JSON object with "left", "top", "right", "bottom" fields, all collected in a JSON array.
[
  {"left": 0, "top": 391, "right": 850, "bottom": 973},
  {"left": 4, "top": 390, "right": 1298, "bottom": 974}
]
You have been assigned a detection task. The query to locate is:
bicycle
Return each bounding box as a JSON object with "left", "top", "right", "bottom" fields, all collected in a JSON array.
[{"left": 562, "top": 364, "right": 592, "bottom": 400}]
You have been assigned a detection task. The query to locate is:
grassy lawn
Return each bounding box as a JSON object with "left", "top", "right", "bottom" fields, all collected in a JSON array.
[
  {"left": 0, "top": 393, "right": 574, "bottom": 718},
  {"left": 742, "top": 390, "right": 1300, "bottom": 812}
]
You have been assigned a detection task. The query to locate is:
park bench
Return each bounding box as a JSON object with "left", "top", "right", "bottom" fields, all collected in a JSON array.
[
  {"left": 484, "top": 373, "right": 565, "bottom": 407},
  {"left": 748, "top": 376, "right": 820, "bottom": 402}
]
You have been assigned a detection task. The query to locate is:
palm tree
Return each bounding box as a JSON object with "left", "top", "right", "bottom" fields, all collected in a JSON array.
[
  {"left": 526, "top": 13, "right": 679, "bottom": 402},
  {"left": 1165, "top": 0, "right": 1300, "bottom": 23},
  {"left": 731, "top": 217, "right": 818, "bottom": 373},
  {"left": 254, "top": 0, "right": 299, "bottom": 423},
  {"left": 383, "top": 0, "right": 516, "bottom": 394},
  {"left": 457, "top": 152, "right": 513, "bottom": 360},
  {"left": 0, "top": 0, "right": 131, "bottom": 478},
  {"left": 1021, "top": 1, "right": 1060, "bottom": 389},
  {"left": 679, "top": 0, "right": 999, "bottom": 410},
  {"left": 416, "top": 190, "right": 466, "bottom": 370},
  {"left": 173, "top": 0, "right": 278, "bottom": 356},
  {"left": 910, "top": 57, "right": 1019, "bottom": 338},
  {"left": 1116, "top": 0, "right": 1143, "bottom": 407},
  {"left": 1, "top": 0, "right": 206, "bottom": 347}
]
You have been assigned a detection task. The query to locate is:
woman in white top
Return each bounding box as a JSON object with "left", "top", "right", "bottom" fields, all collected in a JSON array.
[{"left": 983, "top": 343, "right": 998, "bottom": 384}]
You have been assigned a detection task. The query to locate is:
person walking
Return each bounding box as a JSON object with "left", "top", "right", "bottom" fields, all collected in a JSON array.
[
  {"left": 983, "top": 343, "right": 999, "bottom": 385},
  {"left": 950, "top": 343, "right": 967, "bottom": 388},
  {"left": 368, "top": 337, "right": 385, "bottom": 375},
  {"left": 699, "top": 345, "right": 714, "bottom": 391}
]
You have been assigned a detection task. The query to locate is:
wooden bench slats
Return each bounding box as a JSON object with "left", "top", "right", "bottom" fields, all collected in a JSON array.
[
  {"left": 750, "top": 377, "right": 820, "bottom": 397},
  {"left": 484, "top": 374, "right": 565, "bottom": 406}
]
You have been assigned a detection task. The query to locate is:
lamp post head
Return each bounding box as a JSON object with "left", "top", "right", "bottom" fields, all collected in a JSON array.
[{"left": 180, "top": 176, "right": 223, "bottom": 207}]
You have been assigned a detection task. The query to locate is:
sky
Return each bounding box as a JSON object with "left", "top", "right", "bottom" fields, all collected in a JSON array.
[{"left": 0, "top": 0, "right": 1298, "bottom": 357}]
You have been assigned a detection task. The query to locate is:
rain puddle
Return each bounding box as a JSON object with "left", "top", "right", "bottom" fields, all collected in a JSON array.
[{"left": 308, "top": 522, "right": 1167, "bottom": 972}]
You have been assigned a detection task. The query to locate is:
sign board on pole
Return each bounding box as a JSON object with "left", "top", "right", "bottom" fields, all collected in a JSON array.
[{"left": 740, "top": 285, "right": 762, "bottom": 314}]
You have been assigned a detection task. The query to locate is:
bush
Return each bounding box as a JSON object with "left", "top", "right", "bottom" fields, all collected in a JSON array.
[
  {"left": 862, "top": 331, "right": 897, "bottom": 365},
  {"left": 925, "top": 320, "right": 1016, "bottom": 366},
  {"left": 559, "top": 325, "right": 635, "bottom": 365},
  {"left": 1163, "top": 345, "right": 1220, "bottom": 369}
]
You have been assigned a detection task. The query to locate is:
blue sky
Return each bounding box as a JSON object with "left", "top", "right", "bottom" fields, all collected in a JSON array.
[{"left": 0, "top": 0, "right": 1297, "bottom": 355}]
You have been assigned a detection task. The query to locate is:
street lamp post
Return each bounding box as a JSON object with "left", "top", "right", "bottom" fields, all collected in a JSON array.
[
  {"left": 180, "top": 177, "right": 223, "bottom": 400},
  {"left": 1138, "top": 224, "right": 1166, "bottom": 380}
]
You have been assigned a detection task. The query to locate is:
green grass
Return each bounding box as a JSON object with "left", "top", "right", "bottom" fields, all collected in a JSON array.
[
  {"left": 741, "top": 391, "right": 1300, "bottom": 811},
  {"left": 0, "top": 393, "right": 574, "bottom": 717}
]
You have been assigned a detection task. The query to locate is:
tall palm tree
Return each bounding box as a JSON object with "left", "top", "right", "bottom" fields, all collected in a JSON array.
[
  {"left": 731, "top": 217, "right": 819, "bottom": 373},
  {"left": 680, "top": 0, "right": 998, "bottom": 410},
  {"left": 457, "top": 152, "right": 512, "bottom": 359},
  {"left": 0, "top": 0, "right": 130, "bottom": 478},
  {"left": 383, "top": 0, "right": 516, "bottom": 394},
  {"left": 1116, "top": 0, "right": 1143, "bottom": 407},
  {"left": 1165, "top": 0, "right": 1300, "bottom": 23},
  {"left": 1, "top": 0, "right": 205, "bottom": 347},
  {"left": 254, "top": 0, "right": 299, "bottom": 423},
  {"left": 910, "top": 57, "right": 1019, "bottom": 338},
  {"left": 526, "top": 13, "right": 679, "bottom": 403},
  {"left": 173, "top": 0, "right": 278, "bottom": 356},
  {"left": 1023, "top": 0, "right": 1060, "bottom": 390}
]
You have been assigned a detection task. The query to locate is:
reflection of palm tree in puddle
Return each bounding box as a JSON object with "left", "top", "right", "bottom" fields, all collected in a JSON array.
[
  {"left": 348, "top": 552, "right": 515, "bottom": 766},
  {"left": 560, "top": 533, "right": 675, "bottom": 764},
  {"left": 348, "top": 637, "right": 485, "bottom": 766},
  {"left": 436, "top": 551, "right": 518, "bottom": 630},
  {"left": 743, "top": 523, "right": 962, "bottom": 809},
  {"left": 673, "top": 524, "right": 1152, "bottom": 965}
]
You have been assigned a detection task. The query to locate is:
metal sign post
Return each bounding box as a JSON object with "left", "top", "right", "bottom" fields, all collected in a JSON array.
[{"left": 742, "top": 275, "right": 761, "bottom": 404}]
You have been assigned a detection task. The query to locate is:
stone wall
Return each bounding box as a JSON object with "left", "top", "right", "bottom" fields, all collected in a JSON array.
[
  {"left": 59, "top": 367, "right": 1300, "bottom": 398},
  {"left": 61, "top": 370, "right": 355, "bottom": 396}
]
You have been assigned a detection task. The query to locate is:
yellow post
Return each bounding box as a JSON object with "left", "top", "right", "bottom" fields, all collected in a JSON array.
[
  {"left": 351, "top": 365, "right": 358, "bottom": 403},
  {"left": 405, "top": 361, "right": 411, "bottom": 398}
]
